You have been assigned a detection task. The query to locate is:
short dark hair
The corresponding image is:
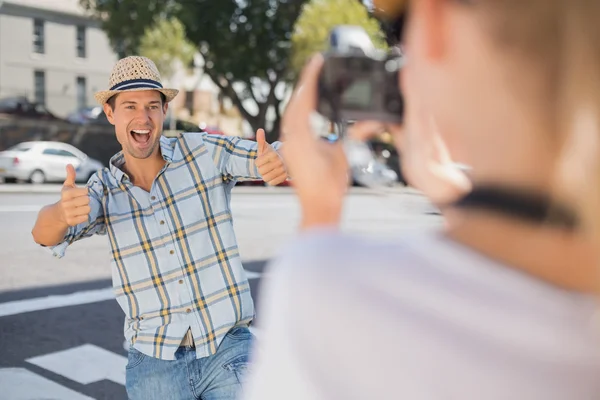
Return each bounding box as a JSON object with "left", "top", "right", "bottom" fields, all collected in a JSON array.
[{"left": 106, "top": 92, "right": 167, "bottom": 110}]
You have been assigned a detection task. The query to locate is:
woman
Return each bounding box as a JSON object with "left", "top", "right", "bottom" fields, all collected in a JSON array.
[{"left": 243, "top": 1, "right": 600, "bottom": 399}]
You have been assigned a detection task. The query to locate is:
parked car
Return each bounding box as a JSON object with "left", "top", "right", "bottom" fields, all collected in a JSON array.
[
  {"left": 0, "top": 141, "right": 104, "bottom": 184},
  {"left": 351, "top": 159, "right": 399, "bottom": 188},
  {"left": 163, "top": 118, "right": 203, "bottom": 137},
  {"left": 200, "top": 125, "right": 225, "bottom": 135},
  {"left": 66, "top": 106, "right": 111, "bottom": 125},
  {"left": 0, "top": 96, "right": 61, "bottom": 121}
]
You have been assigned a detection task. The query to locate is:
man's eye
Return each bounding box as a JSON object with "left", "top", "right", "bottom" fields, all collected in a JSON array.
[
  {"left": 150, "top": 106, "right": 159, "bottom": 110},
  {"left": 126, "top": 106, "right": 135, "bottom": 110}
]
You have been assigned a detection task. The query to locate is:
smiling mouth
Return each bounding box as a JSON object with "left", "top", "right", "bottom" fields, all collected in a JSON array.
[{"left": 130, "top": 129, "right": 151, "bottom": 145}]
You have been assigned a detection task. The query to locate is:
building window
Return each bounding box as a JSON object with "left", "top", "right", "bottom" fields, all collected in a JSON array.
[
  {"left": 34, "top": 70, "right": 46, "bottom": 106},
  {"left": 33, "top": 19, "right": 44, "bottom": 54},
  {"left": 76, "top": 77, "right": 86, "bottom": 109},
  {"left": 76, "top": 26, "right": 86, "bottom": 58}
]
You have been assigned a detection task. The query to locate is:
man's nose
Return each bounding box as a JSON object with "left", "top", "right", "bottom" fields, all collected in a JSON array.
[{"left": 133, "top": 108, "right": 152, "bottom": 122}]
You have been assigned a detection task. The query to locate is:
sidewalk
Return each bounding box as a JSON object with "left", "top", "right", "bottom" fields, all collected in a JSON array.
[{"left": 0, "top": 183, "right": 415, "bottom": 195}]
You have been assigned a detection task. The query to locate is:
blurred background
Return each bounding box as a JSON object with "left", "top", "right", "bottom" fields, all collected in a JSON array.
[
  {"left": 0, "top": 0, "right": 401, "bottom": 178},
  {"left": 0, "top": 1, "right": 439, "bottom": 399}
]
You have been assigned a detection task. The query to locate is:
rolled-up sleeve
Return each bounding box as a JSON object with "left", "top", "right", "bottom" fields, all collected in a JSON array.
[
  {"left": 202, "top": 133, "right": 282, "bottom": 181},
  {"left": 49, "top": 174, "right": 106, "bottom": 258}
]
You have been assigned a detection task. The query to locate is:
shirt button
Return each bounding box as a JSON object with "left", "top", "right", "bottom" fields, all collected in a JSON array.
[
  {"left": 179, "top": 280, "right": 184, "bottom": 284},
  {"left": 170, "top": 250, "right": 175, "bottom": 255},
  {"left": 186, "top": 308, "right": 191, "bottom": 313},
  {"left": 151, "top": 196, "right": 156, "bottom": 201},
  {"left": 160, "top": 220, "right": 165, "bottom": 225}
]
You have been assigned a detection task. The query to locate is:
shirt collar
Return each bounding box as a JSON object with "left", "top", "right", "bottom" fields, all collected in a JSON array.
[{"left": 109, "top": 135, "right": 176, "bottom": 181}]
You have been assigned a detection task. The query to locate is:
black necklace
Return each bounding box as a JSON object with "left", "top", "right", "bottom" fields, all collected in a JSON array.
[{"left": 452, "top": 186, "right": 579, "bottom": 230}]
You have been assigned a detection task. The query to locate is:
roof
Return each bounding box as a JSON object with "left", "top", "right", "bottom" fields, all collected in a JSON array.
[{"left": 1, "top": 0, "right": 93, "bottom": 18}]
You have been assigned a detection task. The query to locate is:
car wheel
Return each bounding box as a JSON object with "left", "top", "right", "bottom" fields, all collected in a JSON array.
[{"left": 29, "top": 170, "right": 46, "bottom": 184}]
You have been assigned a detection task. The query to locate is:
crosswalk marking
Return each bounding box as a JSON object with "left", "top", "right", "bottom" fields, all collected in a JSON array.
[
  {"left": 0, "top": 270, "right": 262, "bottom": 318},
  {"left": 0, "top": 287, "right": 115, "bottom": 318},
  {"left": 27, "top": 344, "right": 127, "bottom": 386},
  {"left": 0, "top": 205, "right": 45, "bottom": 212},
  {"left": 0, "top": 368, "right": 94, "bottom": 400}
]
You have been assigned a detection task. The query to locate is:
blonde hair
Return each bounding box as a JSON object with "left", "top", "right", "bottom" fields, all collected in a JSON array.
[
  {"left": 482, "top": 0, "right": 600, "bottom": 238},
  {"left": 559, "top": 1, "right": 600, "bottom": 238},
  {"left": 388, "top": 0, "right": 600, "bottom": 235},
  {"left": 480, "top": 0, "right": 600, "bottom": 242}
]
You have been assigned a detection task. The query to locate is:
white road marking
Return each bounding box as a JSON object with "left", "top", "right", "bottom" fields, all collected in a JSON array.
[
  {"left": 0, "top": 205, "right": 43, "bottom": 212},
  {"left": 0, "top": 202, "right": 294, "bottom": 213},
  {"left": 0, "top": 367, "right": 94, "bottom": 400},
  {"left": 27, "top": 344, "right": 127, "bottom": 386},
  {"left": 0, "top": 287, "right": 115, "bottom": 318},
  {"left": 0, "top": 270, "right": 262, "bottom": 318}
]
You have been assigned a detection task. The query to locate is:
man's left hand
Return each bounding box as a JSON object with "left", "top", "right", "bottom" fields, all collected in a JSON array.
[{"left": 255, "top": 129, "right": 288, "bottom": 186}]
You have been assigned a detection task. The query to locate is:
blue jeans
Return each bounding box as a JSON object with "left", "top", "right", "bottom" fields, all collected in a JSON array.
[{"left": 125, "top": 326, "right": 254, "bottom": 400}]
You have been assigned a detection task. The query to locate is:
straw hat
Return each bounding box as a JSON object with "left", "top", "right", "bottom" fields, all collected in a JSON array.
[{"left": 94, "top": 56, "right": 179, "bottom": 105}]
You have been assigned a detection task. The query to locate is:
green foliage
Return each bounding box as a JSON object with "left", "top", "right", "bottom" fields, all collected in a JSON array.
[
  {"left": 79, "top": 0, "right": 172, "bottom": 57},
  {"left": 291, "top": 0, "right": 387, "bottom": 77},
  {"left": 80, "top": 0, "right": 308, "bottom": 139},
  {"left": 139, "top": 17, "right": 196, "bottom": 79}
]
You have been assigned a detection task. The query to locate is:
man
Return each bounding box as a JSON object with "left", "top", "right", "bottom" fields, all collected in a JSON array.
[{"left": 31, "top": 56, "right": 287, "bottom": 400}]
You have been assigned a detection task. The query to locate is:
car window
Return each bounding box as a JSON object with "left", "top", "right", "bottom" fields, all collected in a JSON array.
[
  {"left": 42, "top": 148, "right": 60, "bottom": 156},
  {"left": 54, "top": 149, "right": 77, "bottom": 158},
  {"left": 163, "top": 119, "right": 199, "bottom": 132},
  {"left": 34, "top": 104, "right": 49, "bottom": 114},
  {"left": 0, "top": 97, "right": 20, "bottom": 112},
  {"left": 177, "top": 120, "right": 199, "bottom": 131}
]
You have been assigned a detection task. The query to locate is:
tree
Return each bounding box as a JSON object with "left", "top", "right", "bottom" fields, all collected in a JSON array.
[
  {"left": 80, "top": 0, "right": 308, "bottom": 140},
  {"left": 139, "top": 17, "right": 196, "bottom": 81},
  {"left": 139, "top": 17, "right": 196, "bottom": 131},
  {"left": 290, "top": 0, "right": 387, "bottom": 77}
]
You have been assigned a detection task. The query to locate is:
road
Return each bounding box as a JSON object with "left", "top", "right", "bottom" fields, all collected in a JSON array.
[{"left": 0, "top": 185, "right": 441, "bottom": 400}]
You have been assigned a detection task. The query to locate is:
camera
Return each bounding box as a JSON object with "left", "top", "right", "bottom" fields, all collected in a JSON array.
[{"left": 317, "top": 26, "right": 404, "bottom": 124}]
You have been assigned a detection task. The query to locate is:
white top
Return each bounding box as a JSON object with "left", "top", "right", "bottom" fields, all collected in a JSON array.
[{"left": 243, "top": 230, "right": 600, "bottom": 400}]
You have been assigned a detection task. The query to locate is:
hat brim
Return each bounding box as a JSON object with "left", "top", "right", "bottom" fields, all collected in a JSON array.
[{"left": 94, "top": 87, "right": 179, "bottom": 105}]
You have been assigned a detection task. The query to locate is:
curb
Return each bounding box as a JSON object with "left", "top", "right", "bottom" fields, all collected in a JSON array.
[
  {"left": 0, "top": 184, "right": 413, "bottom": 196},
  {"left": 0, "top": 184, "right": 63, "bottom": 194}
]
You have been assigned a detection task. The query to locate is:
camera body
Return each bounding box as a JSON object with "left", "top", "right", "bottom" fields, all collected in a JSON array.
[{"left": 317, "top": 26, "right": 404, "bottom": 124}]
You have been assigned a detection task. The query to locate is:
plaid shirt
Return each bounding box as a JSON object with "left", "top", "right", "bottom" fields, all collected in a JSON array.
[{"left": 51, "top": 132, "right": 279, "bottom": 360}]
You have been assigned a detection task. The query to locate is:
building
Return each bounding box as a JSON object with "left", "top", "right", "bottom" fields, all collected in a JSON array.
[
  {"left": 0, "top": 0, "right": 117, "bottom": 117},
  {"left": 165, "top": 54, "right": 247, "bottom": 137},
  {"left": 167, "top": 54, "right": 292, "bottom": 139},
  {"left": 0, "top": 0, "right": 282, "bottom": 138}
]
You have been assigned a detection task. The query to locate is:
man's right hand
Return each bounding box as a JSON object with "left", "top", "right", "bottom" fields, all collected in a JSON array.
[{"left": 59, "top": 164, "right": 90, "bottom": 226}]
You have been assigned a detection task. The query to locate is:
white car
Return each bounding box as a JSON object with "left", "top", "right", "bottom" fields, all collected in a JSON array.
[{"left": 0, "top": 141, "right": 104, "bottom": 184}]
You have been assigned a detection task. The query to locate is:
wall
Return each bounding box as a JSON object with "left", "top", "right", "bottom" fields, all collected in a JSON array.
[{"left": 0, "top": 2, "right": 117, "bottom": 117}]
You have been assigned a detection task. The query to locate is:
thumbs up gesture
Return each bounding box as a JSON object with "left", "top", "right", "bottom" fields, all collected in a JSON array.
[
  {"left": 255, "top": 129, "right": 288, "bottom": 186},
  {"left": 59, "top": 164, "right": 91, "bottom": 226}
]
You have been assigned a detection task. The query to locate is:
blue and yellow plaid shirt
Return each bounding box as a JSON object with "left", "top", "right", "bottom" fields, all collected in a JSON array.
[{"left": 51, "top": 132, "right": 279, "bottom": 360}]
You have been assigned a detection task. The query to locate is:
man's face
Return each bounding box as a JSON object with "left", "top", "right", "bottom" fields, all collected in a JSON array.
[{"left": 103, "top": 90, "right": 168, "bottom": 160}]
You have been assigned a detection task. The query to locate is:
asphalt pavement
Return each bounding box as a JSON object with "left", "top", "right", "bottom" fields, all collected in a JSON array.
[{"left": 0, "top": 184, "right": 441, "bottom": 400}]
